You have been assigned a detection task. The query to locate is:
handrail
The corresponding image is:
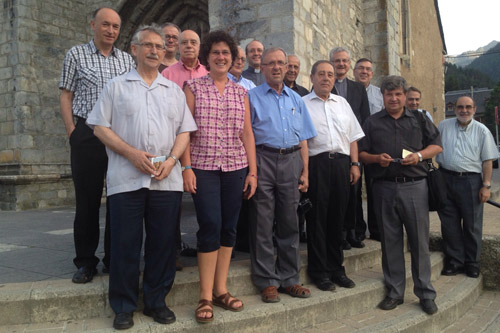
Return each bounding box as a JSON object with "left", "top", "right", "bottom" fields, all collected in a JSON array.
[{"left": 486, "top": 200, "right": 500, "bottom": 209}]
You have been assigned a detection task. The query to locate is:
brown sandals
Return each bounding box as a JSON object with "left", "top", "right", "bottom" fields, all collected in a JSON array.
[
  {"left": 213, "top": 292, "right": 244, "bottom": 312},
  {"left": 196, "top": 299, "right": 214, "bottom": 323},
  {"left": 261, "top": 286, "right": 280, "bottom": 303}
]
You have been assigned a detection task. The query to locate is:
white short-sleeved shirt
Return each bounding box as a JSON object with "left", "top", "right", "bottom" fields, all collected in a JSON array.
[
  {"left": 87, "top": 69, "right": 197, "bottom": 196},
  {"left": 436, "top": 118, "right": 499, "bottom": 173},
  {"left": 366, "top": 84, "right": 384, "bottom": 115},
  {"left": 303, "top": 91, "right": 364, "bottom": 157}
]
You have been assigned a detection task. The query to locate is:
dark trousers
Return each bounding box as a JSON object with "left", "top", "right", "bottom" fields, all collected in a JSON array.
[
  {"left": 344, "top": 165, "right": 365, "bottom": 239},
  {"left": 192, "top": 168, "right": 247, "bottom": 253},
  {"left": 438, "top": 173, "right": 483, "bottom": 268},
  {"left": 306, "top": 153, "right": 350, "bottom": 280},
  {"left": 70, "top": 118, "right": 110, "bottom": 269},
  {"left": 360, "top": 165, "right": 380, "bottom": 239},
  {"left": 108, "top": 189, "right": 181, "bottom": 314}
]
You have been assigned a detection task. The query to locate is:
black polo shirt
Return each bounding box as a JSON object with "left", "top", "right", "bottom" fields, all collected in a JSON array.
[{"left": 358, "top": 108, "right": 442, "bottom": 179}]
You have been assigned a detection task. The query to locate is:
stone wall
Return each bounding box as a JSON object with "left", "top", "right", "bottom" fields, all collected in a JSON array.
[{"left": 400, "top": 0, "right": 445, "bottom": 124}]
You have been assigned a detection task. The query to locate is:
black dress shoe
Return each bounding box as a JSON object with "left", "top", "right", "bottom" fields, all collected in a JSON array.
[
  {"left": 113, "top": 312, "right": 134, "bottom": 330},
  {"left": 342, "top": 240, "right": 352, "bottom": 250},
  {"left": 72, "top": 266, "right": 97, "bottom": 284},
  {"left": 441, "top": 263, "right": 463, "bottom": 276},
  {"left": 315, "top": 278, "right": 335, "bottom": 291},
  {"left": 420, "top": 299, "right": 438, "bottom": 315},
  {"left": 299, "top": 231, "right": 307, "bottom": 243},
  {"left": 356, "top": 234, "right": 366, "bottom": 241},
  {"left": 102, "top": 266, "right": 110, "bottom": 274},
  {"left": 331, "top": 274, "right": 355, "bottom": 288},
  {"left": 144, "top": 306, "right": 176, "bottom": 324},
  {"left": 465, "top": 265, "right": 480, "bottom": 278},
  {"left": 378, "top": 296, "right": 403, "bottom": 310},
  {"left": 347, "top": 238, "right": 365, "bottom": 248}
]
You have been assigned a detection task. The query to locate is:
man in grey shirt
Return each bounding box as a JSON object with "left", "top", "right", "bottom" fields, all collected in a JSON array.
[
  {"left": 87, "top": 24, "right": 197, "bottom": 330},
  {"left": 437, "top": 96, "right": 498, "bottom": 278}
]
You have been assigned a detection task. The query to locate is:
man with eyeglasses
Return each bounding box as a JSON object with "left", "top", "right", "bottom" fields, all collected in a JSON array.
[
  {"left": 242, "top": 40, "right": 266, "bottom": 86},
  {"left": 248, "top": 47, "right": 317, "bottom": 303},
  {"left": 59, "top": 7, "right": 135, "bottom": 284},
  {"left": 161, "top": 29, "right": 208, "bottom": 88},
  {"left": 406, "top": 86, "right": 434, "bottom": 122},
  {"left": 353, "top": 58, "right": 384, "bottom": 243},
  {"left": 87, "top": 24, "right": 197, "bottom": 329},
  {"left": 159, "top": 22, "right": 180, "bottom": 72},
  {"left": 228, "top": 46, "right": 256, "bottom": 90},
  {"left": 329, "top": 47, "right": 370, "bottom": 251},
  {"left": 436, "top": 96, "right": 498, "bottom": 279},
  {"left": 284, "top": 55, "right": 309, "bottom": 97}
]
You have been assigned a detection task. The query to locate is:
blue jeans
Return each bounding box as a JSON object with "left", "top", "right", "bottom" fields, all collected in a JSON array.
[
  {"left": 192, "top": 168, "right": 247, "bottom": 252},
  {"left": 108, "top": 188, "right": 182, "bottom": 314}
]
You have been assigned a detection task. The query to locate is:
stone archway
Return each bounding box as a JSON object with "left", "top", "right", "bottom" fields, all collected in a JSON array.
[{"left": 115, "top": 0, "right": 209, "bottom": 52}]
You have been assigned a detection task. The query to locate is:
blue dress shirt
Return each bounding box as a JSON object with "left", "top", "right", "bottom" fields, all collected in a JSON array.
[
  {"left": 227, "top": 72, "right": 256, "bottom": 91},
  {"left": 249, "top": 83, "right": 317, "bottom": 148}
]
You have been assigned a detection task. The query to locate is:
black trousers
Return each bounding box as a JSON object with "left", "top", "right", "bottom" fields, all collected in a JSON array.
[
  {"left": 70, "top": 118, "right": 110, "bottom": 269},
  {"left": 306, "top": 153, "right": 350, "bottom": 280},
  {"left": 344, "top": 165, "right": 365, "bottom": 238},
  {"left": 362, "top": 165, "right": 380, "bottom": 239}
]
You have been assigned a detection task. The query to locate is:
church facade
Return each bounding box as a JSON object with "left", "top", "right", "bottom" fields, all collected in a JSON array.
[{"left": 0, "top": 0, "right": 446, "bottom": 210}]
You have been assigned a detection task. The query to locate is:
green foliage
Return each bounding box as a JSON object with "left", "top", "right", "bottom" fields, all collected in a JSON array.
[
  {"left": 445, "top": 62, "right": 495, "bottom": 92},
  {"left": 484, "top": 80, "right": 500, "bottom": 141},
  {"left": 467, "top": 43, "right": 500, "bottom": 82}
]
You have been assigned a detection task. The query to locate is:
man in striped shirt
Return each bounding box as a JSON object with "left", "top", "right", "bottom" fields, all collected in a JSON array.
[
  {"left": 59, "top": 7, "right": 135, "bottom": 284},
  {"left": 436, "top": 96, "right": 499, "bottom": 278}
]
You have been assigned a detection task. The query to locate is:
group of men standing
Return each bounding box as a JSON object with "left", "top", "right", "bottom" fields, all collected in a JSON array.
[{"left": 59, "top": 6, "right": 498, "bottom": 330}]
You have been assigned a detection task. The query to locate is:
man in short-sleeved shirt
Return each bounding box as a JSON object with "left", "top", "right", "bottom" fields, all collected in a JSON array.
[
  {"left": 248, "top": 47, "right": 316, "bottom": 303},
  {"left": 58, "top": 7, "right": 135, "bottom": 284},
  {"left": 359, "top": 75, "right": 442, "bottom": 315},
  {"left": 87, "top": 25, "right": 197, "bottom": 330},
  {"left": 436, "top": 96, "right": 499, "bottom": 278}
]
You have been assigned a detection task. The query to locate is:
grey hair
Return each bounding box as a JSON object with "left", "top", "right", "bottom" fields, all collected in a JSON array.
[
  {"left": 380, "top": 75, "right": 409, "bottom": 94},
  {"left": 161, "top": 22, "right": 181, "bottom": 33},
  {"left": 329, "top": 47, "right": 351, "bottom": 61},
  {"left": 131, "top": 24, "right": 165, "bottom": 47},
  {"left": 262, "top": 47, "right": 287, "bottom": 64}
]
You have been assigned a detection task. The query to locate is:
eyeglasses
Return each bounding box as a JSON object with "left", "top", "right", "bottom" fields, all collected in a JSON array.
[
  {"left": 235, "top": 56, "right": 246, "bottom": 62},
  {"left": 138, "top": 42, "right": 165, "bottom": 50},
  {"left": 210, "top": 50, "right": 231, "bottom": 56},
  {"left": 456, "top": 105, "right": 474, "bottom": 111},
  {"left": 333, "top": 59, "right": 350, "bottom": 64},
  {"left": 165, "top": 35, "right": 178, "bottom": 41},
  {"left": 262, "top": 61, "right": 287, "bottom": 67}
]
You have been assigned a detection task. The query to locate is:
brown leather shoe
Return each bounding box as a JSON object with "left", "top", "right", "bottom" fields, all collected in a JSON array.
[
  {"left": 281, "top": 284, "right": 311, "bottom": 298},
  {"left": 261, "top": 286, "right": 280, "bottom": 303}
]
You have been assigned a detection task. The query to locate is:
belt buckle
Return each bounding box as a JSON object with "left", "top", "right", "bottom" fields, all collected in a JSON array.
[
  {"left": 395, "top": 176, "right": 405, "bottom": 183},
  {"left": 328, "top": 152, "right": 336, "bottom": 159},
  {"left": 279, "top": 148, "right": 287, "bottom": 154},
  {"left": 458, "top": 171, "right": 465, "bottom": 176}
]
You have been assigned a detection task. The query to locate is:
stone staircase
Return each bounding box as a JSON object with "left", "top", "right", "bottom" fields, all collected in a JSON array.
[{"left": 0, "top": 239, "right": 490, "bottom": 332}]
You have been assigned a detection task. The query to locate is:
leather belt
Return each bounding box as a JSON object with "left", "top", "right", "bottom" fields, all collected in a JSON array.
[
  {"left": 440, "top": 168, "right": 479, "bottom": 177},
  {"left": 257, "top": 145, "right": 301, "bottom": 155},
  {"left": 381, "top": 176, "right": 426, "bottom": 183}
]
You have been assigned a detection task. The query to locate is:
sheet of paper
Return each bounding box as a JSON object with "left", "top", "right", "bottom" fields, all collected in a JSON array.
[{"left": 402, "top": 149, "right": 413, "bottom": 158}]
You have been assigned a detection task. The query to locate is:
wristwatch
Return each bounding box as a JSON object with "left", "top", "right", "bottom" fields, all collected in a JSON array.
[
  {"left": 168, "top": 153, "right": 178, "bottom": 163},
  {"left": 350, "top": 162, "right": 361, "bottom": 167},
  {"left": 483, "top": 183, "right": 491, "bottom": 190},
  {"left": 417, "top": 152, "right": 423, "bottom": 162}
]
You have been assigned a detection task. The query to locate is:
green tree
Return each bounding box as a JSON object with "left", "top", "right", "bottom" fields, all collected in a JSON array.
[
  {"left": 445, "top": 62, "right": 495, "bottom": 92},
  {"left": 484, "top": 79, "right": 500, "bottom": 143}
]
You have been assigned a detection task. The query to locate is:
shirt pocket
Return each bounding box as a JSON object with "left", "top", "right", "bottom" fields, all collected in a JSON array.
[
  {"left": 290, "top": 111, "right": 303, "bottom": 136},
  {"left": 79, "top": 66, "right": 102, "bottom": 90}
]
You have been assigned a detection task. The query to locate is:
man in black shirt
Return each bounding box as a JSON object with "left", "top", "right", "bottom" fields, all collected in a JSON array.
[
  {"left": 284, "top": 55, "right": 309, "bottom": 97},
  {"left": 359, "top": 75, "right": 442, "bottom": 315}
]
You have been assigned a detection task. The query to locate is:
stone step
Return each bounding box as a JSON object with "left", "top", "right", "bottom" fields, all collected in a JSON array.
[
  {"left": 1, "top": 250, "right": 444, "bottom": 332},
  {"left": 0, "top": 240, "right": 382, "bottom": 326}
]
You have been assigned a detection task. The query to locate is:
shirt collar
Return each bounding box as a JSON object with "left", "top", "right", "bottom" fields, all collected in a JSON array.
[
  {"left": 227, "top": 72, "right": 241, "bottom": 83},
  {"left": 455, "top": 117, "right": 475, "bottom": 131},
  {"left": 89, "top": 39, "right": 117, "bottom": 57},
  {"left": 125, "top": 68, "right": 172, "bottom": 88},
  {"left": 263, "top": 82, "right": 291, "bottom": 96},
  {"left": 307, "top": 90, "right": 338, "bottom": 102},
  {"left": 179, "top": 58, "right": 202, "bottom": 70}
]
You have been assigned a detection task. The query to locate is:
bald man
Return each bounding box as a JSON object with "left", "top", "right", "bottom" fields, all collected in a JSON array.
[
  {"left": 161, "top": 29, "right": 208, "bottom": 88},
  {"left": 242, "top": 40, "right": 265, "bottom": 86}
]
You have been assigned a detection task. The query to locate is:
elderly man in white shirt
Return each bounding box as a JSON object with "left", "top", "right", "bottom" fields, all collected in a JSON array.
[
  {"left": 87, "top": 24, "right": 197, "bottom": 330},
  {"left": 303, "top": 60, "right": 364, "bottom": 292}
]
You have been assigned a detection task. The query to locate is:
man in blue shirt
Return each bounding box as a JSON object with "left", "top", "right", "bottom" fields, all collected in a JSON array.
[{"left": 248, "top": 47, "right": 317, "bottom": 303}]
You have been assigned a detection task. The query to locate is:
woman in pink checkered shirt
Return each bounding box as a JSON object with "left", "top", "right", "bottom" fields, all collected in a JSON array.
[{"left": 180, "top": 30, "right": 257, "bottom": 323}]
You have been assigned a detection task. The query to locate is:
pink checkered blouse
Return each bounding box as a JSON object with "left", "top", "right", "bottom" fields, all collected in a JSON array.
[{"left": 185, "top": 75, "right": 249, "bottom": 171}]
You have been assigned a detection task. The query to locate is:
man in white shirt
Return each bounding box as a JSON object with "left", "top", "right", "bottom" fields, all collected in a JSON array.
[{"left": 303, "top": 60, "right": 364, "bottom": 291}]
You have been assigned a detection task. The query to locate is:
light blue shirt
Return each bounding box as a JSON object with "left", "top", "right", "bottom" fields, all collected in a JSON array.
[
  {"left": 366, "top": 84, "right": 384, "bottom": 115},
  {"left": 436, "top": 118, "right": 499, "bottom": 173},
  {"left": 87, "top": 69, "right": 198, "bottom": 196},
  {"left": 249, "top": 82, "right": 317, "bottom": 148},
  {"left": 227, "top": 72, "right": 256, "bottom": 91}
]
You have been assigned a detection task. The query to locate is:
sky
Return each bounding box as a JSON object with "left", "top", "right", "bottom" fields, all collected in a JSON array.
[{"left": 438, "top": 0, "right": 500, "bottom": 55}]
